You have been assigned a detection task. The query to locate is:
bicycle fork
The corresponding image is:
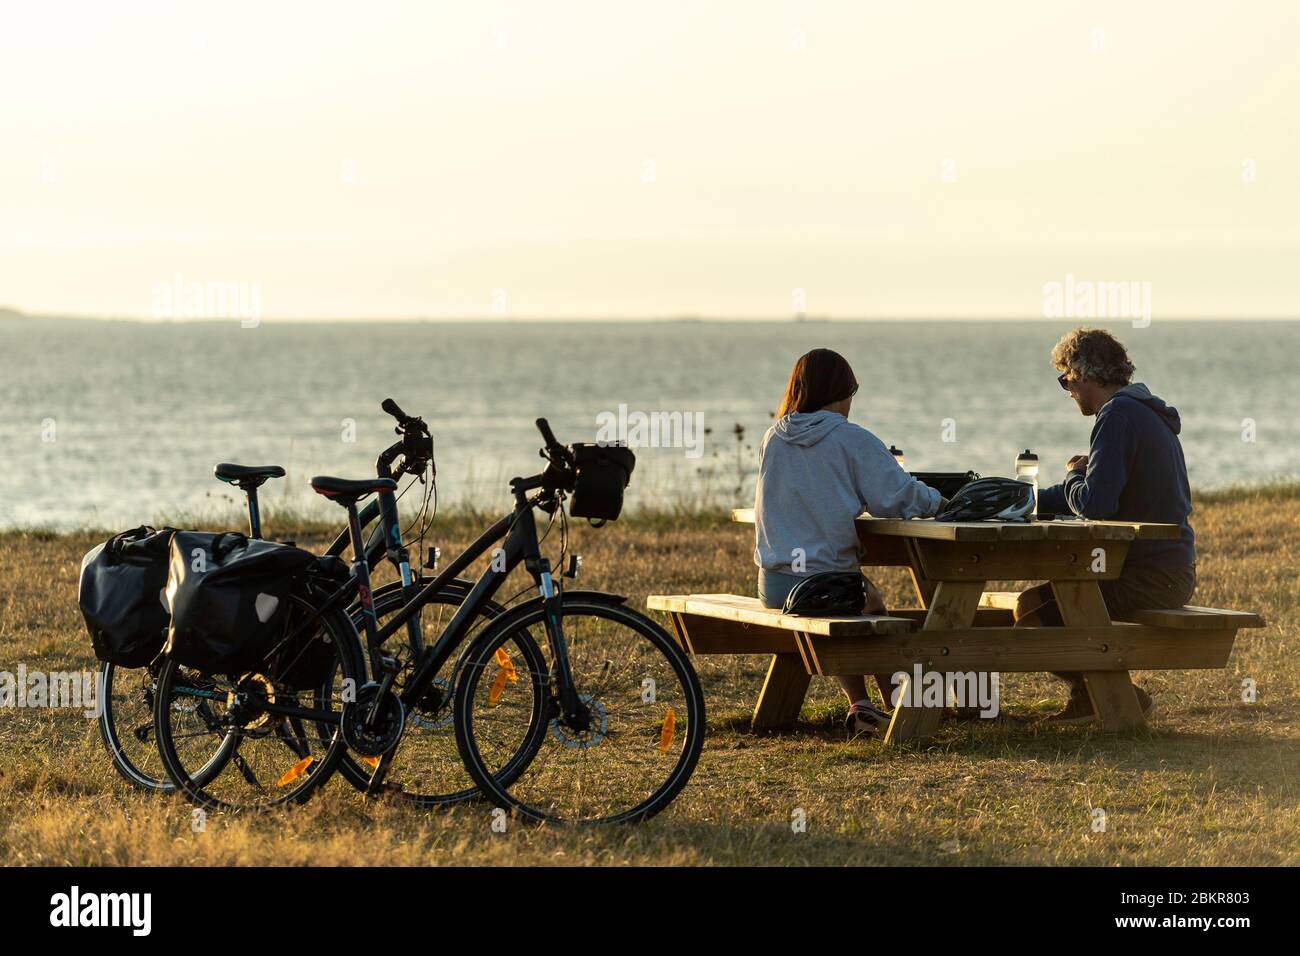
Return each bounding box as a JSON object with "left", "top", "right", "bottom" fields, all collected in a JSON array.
[{"left": 529, "top": 555, "right": 589, "bottom": 732}]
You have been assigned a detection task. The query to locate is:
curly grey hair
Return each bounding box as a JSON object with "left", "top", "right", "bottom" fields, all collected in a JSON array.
[{"left": 1051, "top": 327, "right": 1135, "bottom": 387}]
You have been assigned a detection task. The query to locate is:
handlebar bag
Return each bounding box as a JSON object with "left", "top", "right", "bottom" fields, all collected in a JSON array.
[
  {"left": 78, "top": 526, "right": 177, "bottom": 667},
  {"left": 163, "top": 532, "right": 317, "bottom": 677},
  {"left": 568, "top": 443, "right": 636, "bottom": 521}
]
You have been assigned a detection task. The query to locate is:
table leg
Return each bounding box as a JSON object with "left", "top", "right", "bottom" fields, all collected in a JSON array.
[
  {"left": 1051, "top": 581, "right": 1145, "bottom": 731},
  {"left": 905, "top": 538, "right": 936, "bottom": 609},
  {"left": 883, "top": 580, "right": 985, "bottom": 746},
  {"left": 752, "top": 654, "right": 811, "bottom": 732}
]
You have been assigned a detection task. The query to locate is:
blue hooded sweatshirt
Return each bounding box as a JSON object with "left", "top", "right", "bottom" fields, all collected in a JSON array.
[{"left": 1037, "top": 383, "right": 1195, "bottom": 569}]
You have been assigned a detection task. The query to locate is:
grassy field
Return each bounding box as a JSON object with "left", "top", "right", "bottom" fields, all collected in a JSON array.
[{"left": 2, "top": 485, "right": 1297, "bottom": 866}]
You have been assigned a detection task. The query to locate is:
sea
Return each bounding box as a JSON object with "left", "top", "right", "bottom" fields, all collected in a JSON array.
[{"left": 1, "top": 317, "right": 1295, "bottom": 530}]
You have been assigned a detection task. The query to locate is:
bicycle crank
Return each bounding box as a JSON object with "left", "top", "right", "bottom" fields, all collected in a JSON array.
[{"left": 341, "top": 684, "right": 406, "bottom": 756}]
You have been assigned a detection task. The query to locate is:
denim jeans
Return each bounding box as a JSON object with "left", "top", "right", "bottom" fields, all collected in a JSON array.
[{"left": 757, "top": 568, "right": 805, "bottom": 610}]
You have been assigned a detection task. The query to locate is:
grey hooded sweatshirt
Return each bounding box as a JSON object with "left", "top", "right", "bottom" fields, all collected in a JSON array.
[{"left": 754, "top": 411, "right": 942, "bottom": 574}]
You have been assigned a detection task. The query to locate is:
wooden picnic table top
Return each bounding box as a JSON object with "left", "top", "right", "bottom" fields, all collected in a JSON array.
[{"left": 729, "top": 508, "right": 1181, "bottom": 542}]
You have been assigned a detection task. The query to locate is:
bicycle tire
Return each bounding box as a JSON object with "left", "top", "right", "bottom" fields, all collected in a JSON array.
[
  {"left": 98, "top": 660, "right": 235, "bottom": 793},
  {"left": 453, "top": 596, "right": 705, "bottom": 825}
]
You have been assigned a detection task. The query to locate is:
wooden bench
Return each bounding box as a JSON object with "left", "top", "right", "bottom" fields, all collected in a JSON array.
[
  {"left": 648, "top": 594, "right": 917, "bottom": 731},
  {"left": 978, "top": 590, "right": 1266, "bottom": 630},
  {"left": 648, "top": 592, "right": 1265, "bottom": 740}
]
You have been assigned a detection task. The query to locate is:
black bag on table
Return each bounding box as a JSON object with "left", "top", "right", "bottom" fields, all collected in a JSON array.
[
  {"left": 78, "top": 526, "right": 176, "bottom": 667},
  {"left": 568, "top": 443, "right": 636, "bottom": 522},
  {"left": 163, "top": 531, "right": 317, "bottom": 677}
]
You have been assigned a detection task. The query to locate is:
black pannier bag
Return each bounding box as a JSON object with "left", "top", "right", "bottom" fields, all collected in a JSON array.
[
  {"left": 265, "top": 554, "right": 350, "bottom": 692},
  {"left": 567, "top": 443, "right": 636, "bottom": 522},
  {"left": 78, "top": 526, "right": 176, "bottom": 667},
  {"left": 164, "top": 532, "right": 317, "bottom": 677}
]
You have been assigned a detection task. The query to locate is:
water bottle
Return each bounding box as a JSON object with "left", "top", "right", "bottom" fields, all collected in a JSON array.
[
  {"left": 1015, "top": 449, "right": 1039, "bottom": 516},
  {"left": 889, "top": 445, "right": 905, "bottom": 470}
]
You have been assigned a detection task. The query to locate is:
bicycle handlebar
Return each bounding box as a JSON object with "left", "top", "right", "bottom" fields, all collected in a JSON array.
[
  {"left": 376, "top": 399, "right": 433, "bottom": 480},
  {"left": 509, "top": 417, "right": 575, "bottom": 501},
  {"left": 535, "top": 418, "right": 562, "bottom": 452},
  {"left": 382, "top": 397, "right": 411, "bottom": 424}
]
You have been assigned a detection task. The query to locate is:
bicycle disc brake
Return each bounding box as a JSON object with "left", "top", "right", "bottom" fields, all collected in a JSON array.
[{"left": 549, "top": 693, "right": 607, "bottom": 749}]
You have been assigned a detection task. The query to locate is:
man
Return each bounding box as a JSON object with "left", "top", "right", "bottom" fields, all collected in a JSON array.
[{"left": 1017, "top": 327, "right": 1197, "bottom": 723}]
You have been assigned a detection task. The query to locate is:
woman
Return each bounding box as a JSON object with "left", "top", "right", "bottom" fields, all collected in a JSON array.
[{"left": 754, "top": 348, "right": 945, "bottom": 735}]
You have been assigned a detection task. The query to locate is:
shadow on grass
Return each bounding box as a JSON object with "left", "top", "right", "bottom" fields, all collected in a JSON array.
[{"left": 707, "top": 698, "right": 1300, "bottom": 800}]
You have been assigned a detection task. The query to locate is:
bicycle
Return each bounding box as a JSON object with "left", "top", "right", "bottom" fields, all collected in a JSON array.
[
  {"left": 154, "top": 417, "right": 705, "bottom": 824},
  {"left": 101, "top": 400, "right": 507, "bottom": 802}
]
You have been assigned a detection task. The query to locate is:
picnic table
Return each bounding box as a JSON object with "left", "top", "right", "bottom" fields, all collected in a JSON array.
[{"left": 649, "top": 509, "right": 1263, "bottom": 746}]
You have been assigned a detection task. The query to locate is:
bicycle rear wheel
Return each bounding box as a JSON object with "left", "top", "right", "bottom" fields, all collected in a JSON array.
[
  {"left": 99, "top": 660, "right": 173, "bottom": 791},
  {"left": 99, "top": 660, "right": 235, "bottom": 793},
  {"left": 453, "top": 597, "right": 705, "bottom": 825},
  {"left": 153, "top": 593, "right": 364, "bottom": 812}
]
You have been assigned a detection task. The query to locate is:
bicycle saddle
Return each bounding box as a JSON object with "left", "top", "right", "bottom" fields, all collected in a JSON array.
[
  {"left": 214, "top": 463, "right": 286, "bottom": 488},
  {"left": 310, "top": 475, "right": 398, "bottom": 505}
]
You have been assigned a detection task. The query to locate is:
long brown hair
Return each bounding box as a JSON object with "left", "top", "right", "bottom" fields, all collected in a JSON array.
[{"left": 777, "top": 348, "right": 859, "bottom": 418}]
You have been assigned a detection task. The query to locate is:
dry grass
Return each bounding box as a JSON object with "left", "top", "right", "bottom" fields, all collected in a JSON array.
[{"left": 1, "top": 489, "right": 1297, "bottom": 866}]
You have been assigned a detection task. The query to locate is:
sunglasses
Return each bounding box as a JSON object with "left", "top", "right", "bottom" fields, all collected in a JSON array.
[{"left": 1057, "top": 372, "right": 1073, "bottom": 391}]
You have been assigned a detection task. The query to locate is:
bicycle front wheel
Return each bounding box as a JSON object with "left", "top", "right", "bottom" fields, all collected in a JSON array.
[{"left": 453, "top": 597, "right": 705, "bottom": 825}]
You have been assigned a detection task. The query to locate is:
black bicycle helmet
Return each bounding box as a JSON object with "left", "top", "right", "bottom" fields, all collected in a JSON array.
[
  {"left": 936, "top": 477, "right": 1035, "bottom": 522},
  {"left": 782, "top": 571, "right": 867, "bottom": 616}
]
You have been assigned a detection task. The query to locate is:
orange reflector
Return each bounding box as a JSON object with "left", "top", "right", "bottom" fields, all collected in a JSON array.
[
  {"left": 360, "top": 755, "right": 380, "bottom": 768},
  {"left": 494, "top": 647, "right": 518, "bottom": 683},
  {"left": 659, "top": 707, "right": 676, "bottom": 754},
  {"left": 488, "top": 667, "right": 509, "bottom": 706},
  {"left": 276, "top": 755, "right": 314, "bottom": 787}
]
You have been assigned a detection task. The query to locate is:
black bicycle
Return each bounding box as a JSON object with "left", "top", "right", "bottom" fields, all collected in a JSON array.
[
  {"left": 103, "top": 401, "right": 504, "bottom": 801},
  {"left": 153, "top": 417, "right": 705, "bottom": 824}
]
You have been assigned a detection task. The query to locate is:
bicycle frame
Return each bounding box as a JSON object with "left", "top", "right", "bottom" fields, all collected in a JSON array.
[
  {"left": 340, "top": 475, "right": 593, "bottom": 792},
  {"left": 268, "top": 432, "right": 431, "bottom": 651}
]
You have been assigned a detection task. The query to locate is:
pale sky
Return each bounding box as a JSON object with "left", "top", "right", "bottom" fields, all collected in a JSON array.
[{"left": 2, "top": 1, "right": 1298, "bottom": 320}]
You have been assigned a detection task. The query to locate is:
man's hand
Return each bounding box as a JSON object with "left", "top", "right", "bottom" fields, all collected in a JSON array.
[{"left": 1066, "top": 455, "right": 1088, "bottom": 474}]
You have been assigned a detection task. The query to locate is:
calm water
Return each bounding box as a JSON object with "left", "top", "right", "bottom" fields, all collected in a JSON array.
[{"left": 2, "top": 318, "right": 1295, "bottom": 529}]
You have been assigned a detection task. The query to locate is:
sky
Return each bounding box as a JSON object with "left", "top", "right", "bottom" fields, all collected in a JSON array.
[{"left": 2, "top": 0, "right": 1298, "bottom": 320}]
